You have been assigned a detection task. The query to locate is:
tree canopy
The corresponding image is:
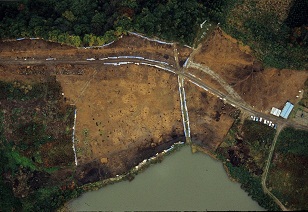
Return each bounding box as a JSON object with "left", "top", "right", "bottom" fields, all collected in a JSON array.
[{"left": 0, "top": 0, "right": 223, "bottom": 46}]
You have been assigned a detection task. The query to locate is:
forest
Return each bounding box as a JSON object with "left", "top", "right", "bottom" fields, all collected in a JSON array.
[
  {"left": 1, "top": 0, "right": 308, "bottom": 210},
  {"left": 1, "top": 0, "right": 307, "bottom": 69},
  {"left": 222, "top": 0, "right": 308, "bottom": 69},
  {"left": 0, "top": 0, "right": 230, "bottom": 46}
]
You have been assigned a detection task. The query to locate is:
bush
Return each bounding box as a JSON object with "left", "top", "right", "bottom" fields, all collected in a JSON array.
[
  {"left": 276, "top": 127, "right": 308, "bottom": 156},
  {"left": 226, "top": 162, "right": 281, "bottom": 211}
]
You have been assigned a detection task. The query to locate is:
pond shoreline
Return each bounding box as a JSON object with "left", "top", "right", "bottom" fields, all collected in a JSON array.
[
  {"left": 63, "top": 141, "right": 186, "bottom": 210},
  {"left": 67, "top": 144, "right": 265, "bottom": 211}
]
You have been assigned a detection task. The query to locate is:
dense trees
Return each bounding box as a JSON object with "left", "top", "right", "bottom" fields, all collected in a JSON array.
[
  {"left": 0, "top": 0, "right": 222, "bottom": 46},
  {"left": 1, "top": 0, "right": 307, "bottom": 68},
  {"left": 226, "top": 163, "right": 280, "bottom": 211}
]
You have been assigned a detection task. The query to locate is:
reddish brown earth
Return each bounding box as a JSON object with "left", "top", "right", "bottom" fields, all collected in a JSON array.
[
  {"left": 186, "top": 67, "right": 228, "bottom": 95},
  {"left": 56, "top": 64, "right": 184, "bottom": 176},
  {"left": 0, "top": 34, "right": 178, "bottom": 66},
  {"left": 0, "top": 35, "right": 188, "bottom": 184},
  {"left": 185, "top": 80, "right": 239, "bottom": 152},
  {"left": 193, "top": 29, "right": 308, "bottom": 112}
]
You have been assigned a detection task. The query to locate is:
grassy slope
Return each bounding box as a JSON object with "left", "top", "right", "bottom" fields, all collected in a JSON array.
[
  {"left": 267, "top": 127, "right": 308, "bottom": 210},
  {"left": 216, "top": 119, "right": 280, "bottom": 210},
  {"left": 220, "top": 0, "right": 308, "bottom": 70},
  {"left": 0, "top": 78, "right": 79, "bottom": 211}
]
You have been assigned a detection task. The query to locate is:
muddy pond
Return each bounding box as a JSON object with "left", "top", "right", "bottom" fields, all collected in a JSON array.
[{"left": 69, "top": 145, "right": 265, "bottom": 211}]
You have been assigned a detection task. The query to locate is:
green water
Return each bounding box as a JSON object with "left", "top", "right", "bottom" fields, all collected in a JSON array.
[{"left": 69, "top": 146, "right": 265, "bottom": 211}]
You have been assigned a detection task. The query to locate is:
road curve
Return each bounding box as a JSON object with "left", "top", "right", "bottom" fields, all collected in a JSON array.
[
  {"left": 1, "top": 57, "right": 308, "bottom": 132},
  {"left": 1, "top": 53, "right": 307, "bottom": 211}
]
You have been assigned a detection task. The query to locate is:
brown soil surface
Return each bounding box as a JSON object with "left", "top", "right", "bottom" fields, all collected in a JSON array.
[
  {"left": 0, "top": 34, "right": 176, "bottom": 66},
  {"left": 193, "top": 29, "right": 308, "bottom": 112},
  {"left": 186, "top": 67, "right": 228, "bottom": 95},
  {"left": 0, "top": 35, "right": 190, "bottom": 184},
  {"left": 185, "top": 80, "right": 239, "bottom": 152},
  {"left": 0, "top": 65, "right": 46, "bottom": 83},
  {"left": 56, "top": 64, "right": 184, "bottom": 176},
  {"left": 233, "top": 68, "right": 308, "bottom": 112},
  {"left": 177, "top": 45, "right": 193, "bottom": 67}
]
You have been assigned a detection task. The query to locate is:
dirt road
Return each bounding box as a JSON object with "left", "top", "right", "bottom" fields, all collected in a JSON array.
[
  {"left": 1, "top": 56, "right": 307, "bottom": 132},
  {"left": 261, "top": 124, "right": 289, "bottom": 211}
]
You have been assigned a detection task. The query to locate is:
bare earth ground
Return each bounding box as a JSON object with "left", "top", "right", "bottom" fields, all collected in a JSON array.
[
  {"left": 56, "top": 65, "right": 184, "bottom": 176},
  {"left": 186, "top": 67, "right": 228, "bottom": 95},
  {"left": 0, "top": 34, "right": 177, "bottom": 66},
  {"left": 177, "top": 45, "right": 193, "bottom": 67},
  {"left": 184, "top": 80, "right": 239, "bottom": 152},
  {"left": 0, "top": 35, "right": 190, "bottom": 184},
  {"left": 193, "top": 29, "right": 308, "bottom": 112}
]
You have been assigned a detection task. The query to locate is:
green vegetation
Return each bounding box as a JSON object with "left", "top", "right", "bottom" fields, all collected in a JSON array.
[
  {"left": 220, "top": 120, "right": 275, "bottom": 172},
  {"left": 0, "top": 0, "right": 232, "bottom": 46},
  {"left": 276, "top": 127, "right": 308, "bottom": 156},
  {"left": 242, "top": 120, "right": 275, "bottom": 146},
  {"left": 0, "top": 111, "right": 4, "bottom": 142},
  {"left": 221, "top": 0, "right": 308, "bottom": 69},
  {"left": 7, "top": 150, "right": 37, "bottom": 171},
  {"left": 0, "top": 78, "right": 76, "bottom": 211},
  {"left": 267, "top": 127, "right": 308, "bottom": 210},
  {"left": 0, "top": 112, "right": 23, "bottom": 211},
  {"left": 216, "top": 119, "right": 278, "bottom": 210},
  {"left": 0, "top": 81, "right": 45, "bottom": 101},
  {"left": 22, "top": 186, "right": 82, "bottom": 211},
  {"left": 225, "top": 162, "right": 280, "bottom": 211},
  {"left": 0, "top": 162, "right": 22, "bottom": 211}
]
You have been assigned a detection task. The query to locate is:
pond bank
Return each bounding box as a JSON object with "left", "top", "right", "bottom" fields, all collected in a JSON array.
[{"left": 68, "top": 145, "right": 265, "bottom": 211}]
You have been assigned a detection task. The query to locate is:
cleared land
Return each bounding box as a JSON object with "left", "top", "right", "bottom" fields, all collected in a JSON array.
[
  {"left": 193, "top": 29, "right": 308, "bottom": 112},
  {"left": 186, "top": 67, "right": 228, "bottom": 95},
  {"left": 57, "top": 64, "right": 184, "bottom": 178},
  {"left": 0, "top": 34, "right": 178, "bottom": 67},
  {"left": 0, "top": 35, "right": 188, "bottom": 185},
  {"left": 184, "top": 80, "right": 239, "bottom": 152}
]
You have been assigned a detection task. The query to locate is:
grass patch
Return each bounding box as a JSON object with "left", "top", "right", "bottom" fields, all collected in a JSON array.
[
  {"left": 0, "top": 78, "right": 76, "bottom": 210},
  {"left": 7, "top": 150, "right": 37, "bottom": 171},
  {"left": 216, "top": 118, "right": 279, "bottom": 210},
  {"left": 276, "top": 127, "right": 308, "bottom": 156},
  {"left": 267, "top": 127, "right": 308, "bottom": 210},
  {"left": 221, "top": 0, "right": 308, "bottom": 69}
]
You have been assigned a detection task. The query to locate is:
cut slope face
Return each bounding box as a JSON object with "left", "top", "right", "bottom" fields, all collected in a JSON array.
[{"left": 0, "top": 34, "right": 177, "bottom": 66}]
